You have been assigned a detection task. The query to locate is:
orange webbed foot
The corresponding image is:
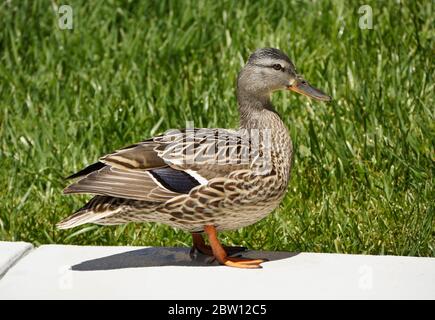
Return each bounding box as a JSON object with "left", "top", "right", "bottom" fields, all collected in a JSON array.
[{"left": 203, "top": 225, "right": 267, "bottom": 269}]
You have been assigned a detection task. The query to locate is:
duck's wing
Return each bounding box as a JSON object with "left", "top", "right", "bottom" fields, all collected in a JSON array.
[
  {"left": 64, "top": 128, "right": 256, "bottom": 201},
  {"left": 63, "top": 165, "right": 195, "bottom": 200},
  {"left": 65, "top": 138, "right": 165, "bottom": 180},
  {"left": 153, "top": 128, "right": 254, "bottom": 180}
]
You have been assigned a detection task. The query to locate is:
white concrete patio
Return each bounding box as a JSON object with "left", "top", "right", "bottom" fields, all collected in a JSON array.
[
  {"left": 0, "top": 241, "right": 33, "bottom": 278},
  {"left": 0, "top": 241, "right": 434, "bottom": 299}
]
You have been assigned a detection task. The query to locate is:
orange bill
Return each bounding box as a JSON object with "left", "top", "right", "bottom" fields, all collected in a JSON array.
[{"left": 288, "top": 79, "right": 331, "bottom": 102}]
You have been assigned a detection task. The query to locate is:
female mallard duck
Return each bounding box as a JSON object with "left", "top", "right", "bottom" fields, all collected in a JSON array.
[{"left": 58, "top": 48, "right": 331, "bottom": 268}]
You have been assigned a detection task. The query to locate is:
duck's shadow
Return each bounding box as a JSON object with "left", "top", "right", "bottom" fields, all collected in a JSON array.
[{"left": 71, "top": 247, "right": 298, "bottom": 271}]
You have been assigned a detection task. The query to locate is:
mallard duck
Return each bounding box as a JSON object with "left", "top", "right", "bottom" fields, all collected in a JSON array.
[{"left": 58, "top": 48, "right": 331, "bottom": 268}]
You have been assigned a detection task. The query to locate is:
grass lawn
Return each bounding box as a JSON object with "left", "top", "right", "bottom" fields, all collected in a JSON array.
[{"left": 0, "top": 0, "right": 433, "bottom": 256}]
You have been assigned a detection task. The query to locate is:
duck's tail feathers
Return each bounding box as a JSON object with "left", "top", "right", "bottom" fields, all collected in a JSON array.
[{"left": 56, "top": 196, "right": 121, "bottom": 229}]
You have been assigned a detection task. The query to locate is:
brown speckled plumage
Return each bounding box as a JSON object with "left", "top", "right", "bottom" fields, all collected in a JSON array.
[{"left": 58, "top": 48, "right": 330, "bottom": 238}]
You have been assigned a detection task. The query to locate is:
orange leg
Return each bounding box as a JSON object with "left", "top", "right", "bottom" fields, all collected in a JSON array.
[
  {"left": 191, "top": 232, "right": 247, "bottom": 257},
  {"left": 191, "top": 232, "right": 213, "bottom": 256},
  {"left": 203, "top": 225, "right": 266, "bottom": 269}
]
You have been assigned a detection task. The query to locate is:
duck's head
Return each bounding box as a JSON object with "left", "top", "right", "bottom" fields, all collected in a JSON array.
[{"left": 237, "top": 48, "right": 331, "bottom": 102}]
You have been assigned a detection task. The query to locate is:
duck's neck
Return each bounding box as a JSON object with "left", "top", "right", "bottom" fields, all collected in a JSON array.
[
  {"left": 237, "top": 86, "right": 279, "bottom": 129},
  {"left": 237, "top": 86, "right": 293, "bottom": 182}
]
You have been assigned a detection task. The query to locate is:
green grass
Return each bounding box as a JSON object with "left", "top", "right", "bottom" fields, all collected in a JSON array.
[{"left": 0, "top": 0, "right": 433, "bottom": 256}]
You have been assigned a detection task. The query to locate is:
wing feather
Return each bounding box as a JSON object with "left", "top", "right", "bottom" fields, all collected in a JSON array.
[
  {"left": 63, "top": 128, "right": 261, "bottom": 200},
  {"left": 64, "top": 166, "right": 180, "bottom": 200}
]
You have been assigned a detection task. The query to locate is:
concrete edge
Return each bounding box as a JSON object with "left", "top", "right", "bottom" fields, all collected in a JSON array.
[
  {"left": 0, "top": 243, "right": 34, "bottom": 280},
  {"left": 25, "top": 244, "right": 435, "bottom": 261}
]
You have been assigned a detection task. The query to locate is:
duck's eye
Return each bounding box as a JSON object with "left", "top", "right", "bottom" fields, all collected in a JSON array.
[{"left": 272, "top": 64, "right": 282, "bottom": 71}]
